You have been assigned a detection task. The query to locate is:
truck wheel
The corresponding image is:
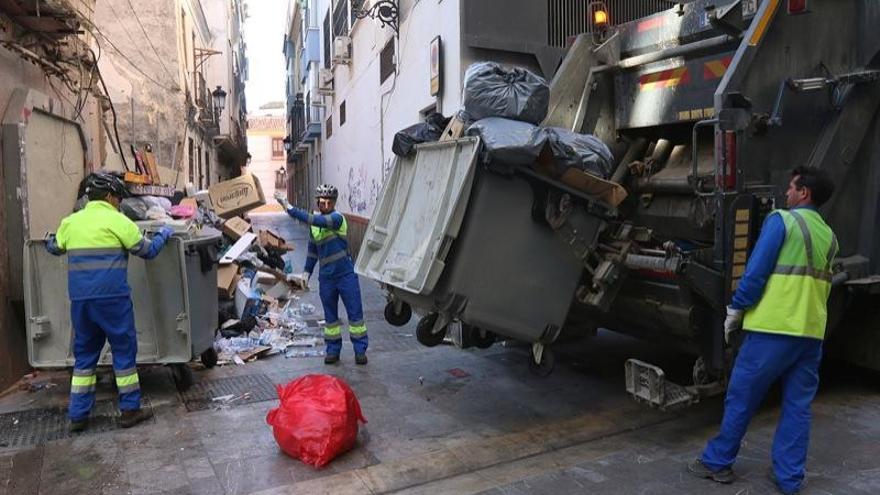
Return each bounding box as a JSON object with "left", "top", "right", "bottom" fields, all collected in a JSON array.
[
  {"left": 528, "top": 347, "right": 555, "bottom": 377},
  {"left": 471, "top": 328, "right": 495, "bottom": 349},
  {"left": 384, "top": 301, "right": 413, "bottom": 327},
  {"left": 200, "top": 348, "right": 218, "bottom": 369},
  {"left": 171, "top": 364, "right": 194, "bottom": 392},
  {"left": 416, "top": 313, "right": 446, "bottom": 347}
]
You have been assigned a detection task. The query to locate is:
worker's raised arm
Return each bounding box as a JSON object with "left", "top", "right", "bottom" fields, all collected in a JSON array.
[{"left": 275, "top": 191, "right": 343, "bottom": 229}]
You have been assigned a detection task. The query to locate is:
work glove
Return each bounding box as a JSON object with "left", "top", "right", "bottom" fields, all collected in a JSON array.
[
  {"left": 154, "top": 226, "right": 174, "bottom": 242},
  {"left": 724, "top": 305, "right": 745, "bottom": 344},
  {"left": 274, "top": 191, "right": 291, "bottom": 209}
]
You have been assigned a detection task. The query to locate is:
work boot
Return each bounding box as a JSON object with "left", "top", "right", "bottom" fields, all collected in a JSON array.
[
  {"left": 324, "top": 354, "right": 340, "bottom": 365},
  {"left": 768, "top": 468, "right": 801, "bottom": 495},
  {"left": 118, "top": 408, "right": 153, "bottom": 429},
  {"left": 69, "top": 418, "right": 88, "bottom": 433},
  {"left": 355, "top": 354, "right": 368, "bottom": 365},
  {"left": 687, "top": 458, "right": 735, "bottom": 484}
]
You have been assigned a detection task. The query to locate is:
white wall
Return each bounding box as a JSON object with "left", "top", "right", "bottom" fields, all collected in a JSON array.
[{"left": 320, "top": 0, "right": 462, "bottom": 218}]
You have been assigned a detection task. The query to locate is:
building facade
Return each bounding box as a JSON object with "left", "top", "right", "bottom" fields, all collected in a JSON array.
[
  {"left": 0, "top": 0, "right": 248, "bottom": 389},
  {"left": 246, "top": 108, "right": 287, "bottom": 202},
  {"left": 95, "top": 0, "right": 248, "bottom": 190}
]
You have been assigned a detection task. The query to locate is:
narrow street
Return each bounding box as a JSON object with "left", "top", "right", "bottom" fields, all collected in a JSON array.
[{"left": 0, "top": 213, "right": 877, "bottom": 495}]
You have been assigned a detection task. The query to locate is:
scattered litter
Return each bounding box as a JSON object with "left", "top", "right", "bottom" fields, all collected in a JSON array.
[
  {"left": 18, "top": 373, "right": 56, "bottom": 393},
  {"left": 285, "top": 348, "right": 325, "bottom": 359}
]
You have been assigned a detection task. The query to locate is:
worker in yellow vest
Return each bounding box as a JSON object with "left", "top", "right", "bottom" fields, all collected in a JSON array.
[
  {"left": 688, "top": 166, "right": 838, "bottom": 495},
  {"left": 275, "top": 185, "right": 368, "bottom": 365},
  {"left": 46, "top": 172, "right": 174, "bottom": 431}
]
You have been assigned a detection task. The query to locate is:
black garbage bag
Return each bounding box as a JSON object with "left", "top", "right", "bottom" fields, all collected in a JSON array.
[
  {"left": 120, "top": 197, "right": 151, "bottom": 221},
  {"left": 465, "top": 118, "right": 547, "bottom": 170},
  {"left": 392, "top": 113, "right": 450, "bottom": 157},
  {"left": 219, "top": 316, "right": 257, "bottom": 338},
  {"left": 463, "top": 62, "right": 550, "bottom": 125},
  {"left": 543, "top": 127, "right": 614, "bottom": 179}
]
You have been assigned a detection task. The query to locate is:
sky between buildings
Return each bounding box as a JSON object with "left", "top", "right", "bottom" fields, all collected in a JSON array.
[{"left": 243, "top": 0, "right": 287, "bottom": 112}]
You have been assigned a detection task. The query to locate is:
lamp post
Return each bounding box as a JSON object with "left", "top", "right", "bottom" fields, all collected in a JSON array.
[{"left": 211, "top": 86, "right": 227, "bottom": 117}]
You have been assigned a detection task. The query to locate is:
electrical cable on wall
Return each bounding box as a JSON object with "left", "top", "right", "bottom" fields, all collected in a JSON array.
[{"left": 124, "top": 0, "right": 179, "bottom": 84}]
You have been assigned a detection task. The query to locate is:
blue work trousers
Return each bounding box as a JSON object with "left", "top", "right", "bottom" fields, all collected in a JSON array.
[
  {"left": 319, "top": 271, "right": 368, "bottom": 356},
  {"left": 69, "top": 297, "right": 141, "bottom": 421},
  {"left": 701, "top": 331, "right": 823, "bottom": 494}
]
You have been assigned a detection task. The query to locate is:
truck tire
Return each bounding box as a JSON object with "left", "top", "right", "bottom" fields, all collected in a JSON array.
[
  {"left": 384, "top": 301, "right": 413, "bottom": 327},
  {"left": 416, "top": 313, "right": 447, "bottom": 347}
]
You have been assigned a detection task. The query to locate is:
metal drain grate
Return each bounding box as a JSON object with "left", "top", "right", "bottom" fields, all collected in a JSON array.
[
  {"left": 180, "top": 374, "right": 278, "bottom": 412},
  {"left": 0, "top": 399, "right": 154, "bottom": 448}
]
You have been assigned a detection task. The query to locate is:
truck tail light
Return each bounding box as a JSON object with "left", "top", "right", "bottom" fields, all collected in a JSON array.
[{"left": 788, "top": 0, "right": 807, "bottom": 14}]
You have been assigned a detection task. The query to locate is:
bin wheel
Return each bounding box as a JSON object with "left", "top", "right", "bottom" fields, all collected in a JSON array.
[
  {"left": 416, "top": 313, "right": 447, "bottom": 347},
  {"left": 528, "top": 346, "right": 555, "bottom": 377},
  {"left": 384, "top": 301, "right": 413, "bottom": 327},
  {"left": 200, "top": 348, "right": 218, "bottom": 369},
  {"left": 171, "top": 364, "right": 194, "bottom": 392},
  {"left": 471, "top": 328, "right": 496, "bottom": 349}
]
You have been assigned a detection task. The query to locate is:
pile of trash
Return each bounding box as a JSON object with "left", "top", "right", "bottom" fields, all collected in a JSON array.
[
  {"left": 107, "top": 172, "right": 319, "bottom": 366},
  {"left": 391, "top": 61, "right": 615, "bottom": 185},
  {"left": 213, "top": 299, "right": 326, "bottom": 365}
]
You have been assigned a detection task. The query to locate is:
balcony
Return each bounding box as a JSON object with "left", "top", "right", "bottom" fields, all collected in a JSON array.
[
  {"left": 300, "top": 28, "right": 321, "bottom": 77},
  {"left": 290, "top": 92, "right": 323, "bottom": 151}
]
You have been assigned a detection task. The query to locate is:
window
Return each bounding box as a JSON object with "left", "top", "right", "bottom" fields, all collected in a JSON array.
[
  {"left": 326, "top": 115, "right": 333, "bottom": 138},
  {"left": 272, "top": 137, "right": 285, "bottom": 160},
  {"left": 197, "top": 145, "right": 203, "bottom": 189},
  {"left": 380, "top": 38, "right": 395, "bottom": 83},
  {"left": 323, "top": 12, "right": 331, "bottom": 69},
  {"left": 205, "top": 150, "right": 211, "bottom": 186},
  {"left": 339, "top": 100, "right": 346, "bottom": 126},
  {"left": 332, "top": 0, "right": 349, "bottom": 38},
  {"left": 188, "top": 138, "right": 194, "bottom": 185}
]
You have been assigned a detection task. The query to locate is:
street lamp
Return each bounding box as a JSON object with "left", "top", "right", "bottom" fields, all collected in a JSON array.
[
  {"left": 212, "top": 86, "right": 227, "bottom": 115},
  {"left": 283, "top": 136, "right": 292, "bottom": 152}
]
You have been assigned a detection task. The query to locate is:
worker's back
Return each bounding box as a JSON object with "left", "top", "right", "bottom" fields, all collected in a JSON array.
[{"left": 55, "top": 200, "right": 144, "bottom": 301}]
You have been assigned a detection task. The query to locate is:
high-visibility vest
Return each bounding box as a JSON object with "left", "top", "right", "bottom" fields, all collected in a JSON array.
[
  {"left": 743, "top": 208, "right": 838, "bottom": 340},
  {"left": 54, "top": 200, "right": 146, "bottom": 300},
  {"left": 310, "top": 213, "right": 353, "bottom": 275}
]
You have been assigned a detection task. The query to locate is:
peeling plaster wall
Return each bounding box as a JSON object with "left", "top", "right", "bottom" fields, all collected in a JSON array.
[{"left": 0, "top": 44, "right": 103, "bottom": 390}]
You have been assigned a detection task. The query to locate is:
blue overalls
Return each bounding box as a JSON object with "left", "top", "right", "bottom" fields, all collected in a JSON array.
[
  {"left": 47, "top": 200, "right": 171, "bottom": 421},
  {"left": 284, "top": 207, "right": 367, "bottom": 357}
]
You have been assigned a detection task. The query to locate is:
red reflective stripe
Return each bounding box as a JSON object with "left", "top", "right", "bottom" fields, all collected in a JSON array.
[
  {"left": 639, "top": 67, "right": 690, "bottom": 90},
  {"left": 637, "top": 16, "right": 664, "bottom": 32},
  {"left": 703, "top": 56, "right": 733, "bottom": 80}
]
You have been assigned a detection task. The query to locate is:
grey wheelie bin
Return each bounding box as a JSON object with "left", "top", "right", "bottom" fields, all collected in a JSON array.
[
  {"left": 23, "top": 232, "right": 220, "bottom": 389},
  {"left": 356, "top": 137, "right": 606, "bottom": 374}
]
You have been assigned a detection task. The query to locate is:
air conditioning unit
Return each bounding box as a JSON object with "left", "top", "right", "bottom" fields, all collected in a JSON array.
[
  {"left": 332, "top": 36, "right": 351, "bottom": 65},
  {"left": 317, "top": 68, "right": 334, "bottom": 95}
]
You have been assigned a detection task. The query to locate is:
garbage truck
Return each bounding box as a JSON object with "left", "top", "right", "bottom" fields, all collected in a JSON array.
[{"left": 357, "top": 0, "right": 880, "bottom": 409}]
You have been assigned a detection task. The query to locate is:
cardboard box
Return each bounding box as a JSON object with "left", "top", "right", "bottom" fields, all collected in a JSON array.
[
  {"left": 217, "top": 263, "right": 240, "bottom": 299},
  {"left": 258, "top": 229, "right": 294, "bottom": 251},
  {"left": 208, "top": 174, "right": 266, "bottom": 218},
  {"left": 179, "top": 197, "right": 198, "bottom": 209},
  {"left": 222, "top": 216, "right": 252, "bottom": 240}
]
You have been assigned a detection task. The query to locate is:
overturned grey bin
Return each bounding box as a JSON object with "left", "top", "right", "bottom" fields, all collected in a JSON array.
[{"left": 356, "top": 138, "right": 605, "bottom": 372}]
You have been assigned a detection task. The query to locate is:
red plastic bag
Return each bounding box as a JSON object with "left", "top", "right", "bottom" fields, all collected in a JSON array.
[{"left": 266, "top": 374, "right": 367, "bottom": 467}]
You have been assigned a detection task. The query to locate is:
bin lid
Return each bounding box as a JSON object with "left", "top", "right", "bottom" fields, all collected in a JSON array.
[{"left": 355, "top": 138, "right": 481, "bottom": 295}]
